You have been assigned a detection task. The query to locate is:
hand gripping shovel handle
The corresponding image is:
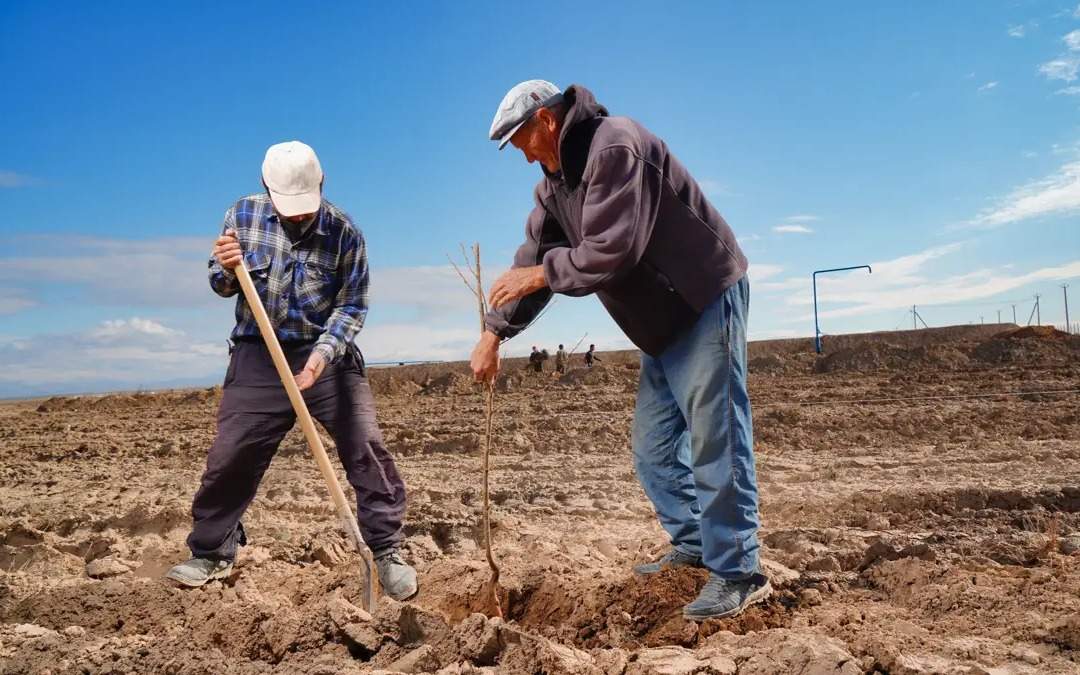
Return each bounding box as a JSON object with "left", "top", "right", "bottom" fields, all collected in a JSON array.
[{"left": 233, "top": 260, "right": 377, "bottom": 612}]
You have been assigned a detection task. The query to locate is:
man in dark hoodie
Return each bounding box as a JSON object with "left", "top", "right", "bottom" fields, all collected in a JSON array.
[{"left": 469, "top": 81, "right": 768, "bottom": 620}]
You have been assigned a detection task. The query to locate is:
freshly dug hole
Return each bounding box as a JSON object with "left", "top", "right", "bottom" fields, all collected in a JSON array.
[{"left": 427, "top": 563, "right": 797, "bottom": 650}]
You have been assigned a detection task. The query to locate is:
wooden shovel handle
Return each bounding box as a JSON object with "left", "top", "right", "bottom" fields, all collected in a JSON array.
[{"left": 233, "top": 260, "right": 377, "bottom": 611}]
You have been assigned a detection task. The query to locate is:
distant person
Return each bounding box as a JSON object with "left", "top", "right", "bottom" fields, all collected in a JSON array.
[
  {"left": 470, "top": 81, "right": 765, "bottom": 620},
  {"left": 166, "top": 141, "right": 417, "bottom": 601},
  {"left": 555, "top": 344, "right": 567, "bottom": 374},
  {"left": 528, "top": 345, "right": 549, "bottom": 373},
  {"left": 584, "top": 344, "right": 601, "bottom": 368}
]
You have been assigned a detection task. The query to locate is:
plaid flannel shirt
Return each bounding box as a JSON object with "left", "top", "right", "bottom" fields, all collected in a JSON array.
[{"left": 208, "top": 193, "right": 368, "bottom": 365}]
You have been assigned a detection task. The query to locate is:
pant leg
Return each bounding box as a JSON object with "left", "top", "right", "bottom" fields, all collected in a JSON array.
[
  {"left": 631, "top": 352, "right": 702, "bottom": 556},
  {"left": 306, "top": 349, "right": 406, "bottom": 553},
  {"left": 187, "top": 344, "right": 296, "bottom": 560},
  {"left": 659, "top": 276, "right": 760, "bottom": 579}
]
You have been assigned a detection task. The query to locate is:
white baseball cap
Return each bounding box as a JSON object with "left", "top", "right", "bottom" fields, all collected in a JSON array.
[
  {"left": 261, "top": 141, "right": 323, "bottom": 216},
  {"left": 489, "top": 80, "right": 563, "bottom": 150}
]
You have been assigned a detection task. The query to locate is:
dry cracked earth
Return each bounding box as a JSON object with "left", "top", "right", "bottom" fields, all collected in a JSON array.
[{"left": 1, "top": 325, "right": 1079, "bottom": 674}]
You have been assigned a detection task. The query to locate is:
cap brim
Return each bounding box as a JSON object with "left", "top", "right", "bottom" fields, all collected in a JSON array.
[
  {"left": 267, "top": 189, "right": 321, "bottom": 217},
  {"left": 496, "top": 118, "right": 529, "bottom": 150}
]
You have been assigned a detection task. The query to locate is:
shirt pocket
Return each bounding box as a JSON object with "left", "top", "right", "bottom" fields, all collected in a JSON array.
[
  {"left": 244, "top": 252, "right": 273, "bottom": 299},
  {"left": 295, "top": 257, "right": 336, "bottom": 315}
]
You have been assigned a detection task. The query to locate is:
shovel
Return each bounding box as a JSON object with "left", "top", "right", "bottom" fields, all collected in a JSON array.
[{"left": 233, "top": 258, "right": 377, "bottom": 612}]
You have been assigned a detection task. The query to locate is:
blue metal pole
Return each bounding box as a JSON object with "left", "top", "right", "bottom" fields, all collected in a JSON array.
[
  {"left": 812, "top": 265, "right": 872, "bottom": 354},
  {"left": 813, "top": 273, "right": 820, "bottom": 353}
]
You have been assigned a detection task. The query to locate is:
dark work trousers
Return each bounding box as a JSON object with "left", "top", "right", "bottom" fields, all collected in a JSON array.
[{"left": 186, "top": 340, "right": 406, "bottom": 561}]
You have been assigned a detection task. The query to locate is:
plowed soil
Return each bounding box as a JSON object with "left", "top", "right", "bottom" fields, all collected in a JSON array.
[{"left": 2, "top": 325, "right": 1079, "bottom": 674}]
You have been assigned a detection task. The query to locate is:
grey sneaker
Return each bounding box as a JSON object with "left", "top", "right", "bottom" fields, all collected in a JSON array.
[
  {"left": 683, "top": 573, "right": 772, "bottom": 620},
  {"left": 374, "top": 547, "right": 418, "bottom": 601},
  {"left": 165, "top": 557, "right": 233, "bottom": 588},
  {"left": 633, "top": 548, "right": 705, "bottom": 576}
]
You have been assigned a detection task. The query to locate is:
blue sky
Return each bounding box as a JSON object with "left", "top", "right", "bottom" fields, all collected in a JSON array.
[{"left": 2, "top": 1, "right": 1079, "bottom": 396}]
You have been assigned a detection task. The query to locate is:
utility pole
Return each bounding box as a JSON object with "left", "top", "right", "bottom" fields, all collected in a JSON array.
[
  {"left": 980, "top": 315, "right": 984, "bottom": 325},
  {"left": 1064, "top": 285, "right": 1071, "bottom": 334},
  {"left": 1036, "top": 294, "right": 1041, "bottom": 326},
  {"left": 997, "top": 309, "right": 1001, "bottom": 324},
  {"left": 1012, "top": 304, "right": 1017, "bottom": 324},
  {"left": 911, "top": 306, "right": 928, "bottom": 329}
]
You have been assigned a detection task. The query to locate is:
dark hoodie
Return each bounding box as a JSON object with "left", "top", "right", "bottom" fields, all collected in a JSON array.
[{"left": 484, "top": 85, "right": 748, "bottom": 356}]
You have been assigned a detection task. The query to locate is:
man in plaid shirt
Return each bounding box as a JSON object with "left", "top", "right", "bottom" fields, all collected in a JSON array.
[{"left": 167, "top": 141, "right": 417, "bottom": 600}]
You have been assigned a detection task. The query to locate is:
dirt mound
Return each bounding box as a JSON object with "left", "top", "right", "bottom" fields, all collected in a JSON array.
[
  {"left": 997, "top": 325, "right": 1073, "bottom": 341},
  {"left": 558, "top": 365, "right": 627, "bottom": 387},
  {"left": 420, "top": 372, "right": 475, "bottom": 396},
  {"left": 748, "top": 353, "right": 786, "bottom": 375},
  {"left": 972, "top": 328, "right": 1080, "bottom": 365},
  {"left": 370, "top": 374, "right": 423, "bottom": 396},
  {"left": 813, "top": 342, "right": 971, "bottom": 373},
  {"left": 34, "top": 388, "right": 221, "bottom": 414},
  {"left": 34, "top": 396, "right": 86, "bottom": 413}
]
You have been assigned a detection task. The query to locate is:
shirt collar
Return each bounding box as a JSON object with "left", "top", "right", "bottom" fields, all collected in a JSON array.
[{"left": 268, "top": 201, "right": 329, "bottom": 236}]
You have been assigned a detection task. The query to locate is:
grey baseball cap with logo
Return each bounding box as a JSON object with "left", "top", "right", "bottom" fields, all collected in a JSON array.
[{"left": 489, "top": 80, "right": 564, "bottom": 150}]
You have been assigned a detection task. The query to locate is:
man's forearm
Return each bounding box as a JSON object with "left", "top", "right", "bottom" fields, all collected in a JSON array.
[{"left": 315, "top": 305, "right": 366, "bottom": 363}]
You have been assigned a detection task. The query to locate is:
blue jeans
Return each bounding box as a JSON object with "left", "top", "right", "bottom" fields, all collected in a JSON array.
[{"left": 631, "top": 276, "right": 760, "bottom": 579}]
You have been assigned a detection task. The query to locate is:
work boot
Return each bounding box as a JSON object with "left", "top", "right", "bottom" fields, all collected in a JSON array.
[
  {"left": 633, "top": 548, "right": 705, "bottom": 576},
  {"left": 683, "top": 572, "right": 772, "bottom": 620},
  {"left": 373, "top": 547, "right": 418, "bottom": 601},
  {"left": 165, "top": 557, "right": 233, "bottom": 587}
]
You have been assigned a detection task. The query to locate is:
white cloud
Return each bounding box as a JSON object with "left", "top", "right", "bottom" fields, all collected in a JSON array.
[
  {"left": 0, "top": 317, "right": 224, "bottom": 395},
  {"left": 869, "top": 242, "right": 963, "bottom": 280},
  {"left": 2, "top": 236, "right": 215, "bottom": 309},
  {"left": 370, "top": 264, "right": 507, "bottom": 317},
  {"left": 771, "top": 214, "right": 820, "bottom": 234},
  {"left": 978, "top": 81, "right": 999, "bottom": 92},
  {"left": 808, "top": 260, "right": 1080, "bottom": 321},
  {"left": 773, "top": 224, "right": 814, "bottom": 234},
  {"left": 749, "top": 328, "right": 801, "bottom": 341},
  {"left": 748, "top": 264, "right": 784, "bottom": 282},
  {"left": 697, "top": 179, "right": 734, "bottom": 197},
  {"left": 758, "top": 242, "right": 1080, "bottom": 323},
  {"left": 1066, "top": 29, "right": 1080, "bottom": 51},
  {"left": 1008, "top": 24, "right": 1025, "bottom": 38},
  {"left": 0, "top": 288, "right": 36, "bottom": 315},
  {"left": 1039, "top": 31, "right": 1080, "bottom": 83},
  {"left": 970, "top": 159, "right": 1080, "bottom": 227},
  {"left": 91, "top": 318, "right": 179, "bottom": 339},
  {"left": 1057, "top": 85, "right": 1080, "bottom": 95},
  {"left": 359, "top": 323, "right": 481, "bottom": 363},
  {"left": 1041, "top": 57, "right": 1080, "bottom": 82},
  {"left": 737, "top": 233, "right": 762, "bottom": 244},
  {"left": 756, "top": 242, "right": 961, "bottom": 295},
  {"left": 0, "top": 171, "right": 37, "bottom": 188}
]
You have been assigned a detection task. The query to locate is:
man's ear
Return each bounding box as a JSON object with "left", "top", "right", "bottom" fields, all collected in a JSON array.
[{"left": 537, "top": 107, "right": 559, "bottom": 134}]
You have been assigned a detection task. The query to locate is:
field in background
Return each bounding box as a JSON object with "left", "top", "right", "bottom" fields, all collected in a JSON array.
[{"left": 1, "top": 324, "right": 1078, "bottom": 673}]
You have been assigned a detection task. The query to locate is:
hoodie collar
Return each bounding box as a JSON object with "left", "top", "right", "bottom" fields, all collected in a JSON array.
[{"left": 544, "top": 85, "right": 609, "bottom": 189}]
